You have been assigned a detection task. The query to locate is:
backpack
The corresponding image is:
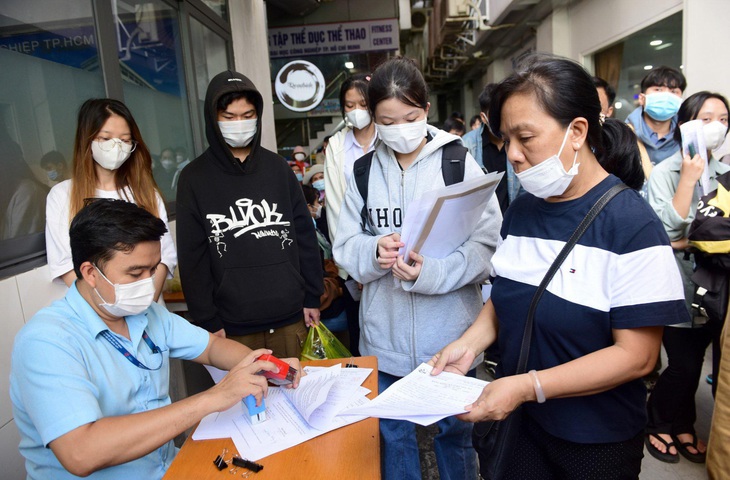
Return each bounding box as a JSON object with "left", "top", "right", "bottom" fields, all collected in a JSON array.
[{"left": 353, "top": 140, "right": 468, "bottom": 233}]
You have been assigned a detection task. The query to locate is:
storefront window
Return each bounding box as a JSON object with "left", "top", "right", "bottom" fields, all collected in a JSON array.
[
  {"left": 0, "top": 1, "right": 105, "bottom": 271},
  {"left": 190, "top": 16, "right": 229, "bottom": 148},
  {"left": 114, "top": 0, "right": 194, "bottom": 204},
  {"left": 594, "top": 12, "right": 683, "bottom": 122},
  {"left": 200, "top": 1, "right": 228, "bottom": 22}
]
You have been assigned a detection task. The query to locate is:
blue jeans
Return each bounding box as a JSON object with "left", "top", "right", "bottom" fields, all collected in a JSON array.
[{"left": 378, "top": 370, "right": 478, "bottom": 480}]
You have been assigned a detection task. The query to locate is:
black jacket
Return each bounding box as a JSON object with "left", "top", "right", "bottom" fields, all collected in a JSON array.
[{"left": 176, "top": 70, "right": 323, "bottom": 335}]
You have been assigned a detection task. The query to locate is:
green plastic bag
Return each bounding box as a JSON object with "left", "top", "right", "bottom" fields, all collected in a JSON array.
[{"left": 300, "top": 322, "right": 352, "bottom": 361}]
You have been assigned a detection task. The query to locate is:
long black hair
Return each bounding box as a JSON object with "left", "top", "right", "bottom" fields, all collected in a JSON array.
[
  {"left": 339, "top": 73, "right": 371, "bottom": 118},
  {"left": 489, "top": 53, "right": 643, "bottom": 188}
]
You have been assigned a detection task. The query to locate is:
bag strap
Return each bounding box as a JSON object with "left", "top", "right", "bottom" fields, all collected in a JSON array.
[
  {"left": 626, "top": 123, "right": 653, "bottom": 180},
  {"left": 515, "top": 183, "right": 630, "bottom": 374},
  {"left": 353, "top": 151, "right": 376, "bottom": 233},
  {"left": 441, "top": 140, "right": 468, "bottom": 185}
]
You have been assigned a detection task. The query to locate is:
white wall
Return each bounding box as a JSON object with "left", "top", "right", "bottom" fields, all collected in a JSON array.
[
  {"left": 229, "top": 0, "right": 277, "bottom": 152},
  {"left": 683, "top": 0, "right": 730, "bottom": 96},
  {"left": 567, "top": 0, "right": 682, "bottom": 62}
]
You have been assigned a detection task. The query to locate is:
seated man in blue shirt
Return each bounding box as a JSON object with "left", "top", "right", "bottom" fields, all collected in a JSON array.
[{"left": 10, "top": 199, "right": 300, "bottom": 479}]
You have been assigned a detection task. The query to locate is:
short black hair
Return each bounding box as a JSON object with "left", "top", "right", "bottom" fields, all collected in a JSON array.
[
  {"left": 40, "top": 150, "right": 66, "bottom": 168},
  {"left": 469, "top": 115, "right": 481, "bottom": 128},
  {"left": 70, "top": 199, "right": 167, "bottom": 278},
  {"left": 217, "top": 91, "right": 258, "bottom": 113},
  {"left": 478, "top": 83, "right": 498, "bottom": 114},
  {"left": 592, "top": 76, "right": 616, "bottom": 105},
  {"left": 443, "top": 117, "right": 465, "bottom": 135},
  {"left": 640, "top": 66, "right": 686, "bottom": 93}
]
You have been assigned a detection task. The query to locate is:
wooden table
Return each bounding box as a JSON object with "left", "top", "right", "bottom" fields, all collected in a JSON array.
[{"left": 163, "top": 356, "right": 380, "bottom": 479}]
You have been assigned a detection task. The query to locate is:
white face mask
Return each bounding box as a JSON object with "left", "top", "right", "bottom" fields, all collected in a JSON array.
[
  {"left": 94, "top": 266, "right": 156, "bottom": 317},
  {"left": 346, "top": 109, "right": 372, "bottom": 130},
  {"left": 92, "top": 139, "right": 134, "bottom": 171},
  {"left": 160, "top": 158, "right": 176, "bottom": 171},
  {"left": 515, "top": 123, "right": 579, "bottom": 199},
  {"left": 312, "top": 204, "right": 322, "bottom": 219},
  {"left": 218, "top": 119, "right": 257, "bottom": 148},
  {"left": 703, "top": 121, "right": 728, "bottom": 152},
  {"left": 376, "top": 118, "right": 427, "bottom": 154}
]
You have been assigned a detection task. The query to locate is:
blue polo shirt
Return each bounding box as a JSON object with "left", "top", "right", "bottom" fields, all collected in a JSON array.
[
  {"left": 10, "top": 283, "right": 209, "bottom": 480},
  {"left": 491, "top": 175, "right": 689, "bottom": 443}
]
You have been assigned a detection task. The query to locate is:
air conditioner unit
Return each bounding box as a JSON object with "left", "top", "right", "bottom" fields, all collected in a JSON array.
[{"left": 444, "top": 0, "right": 489, "bottom": 28}]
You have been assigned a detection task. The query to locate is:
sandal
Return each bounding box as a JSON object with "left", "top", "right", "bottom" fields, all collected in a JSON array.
[
  {"left": 673, "top": 434, "right": 707, "bottom": 463},
  {"left": 645, "top": 433, "right": 680, "bottom": 463}
]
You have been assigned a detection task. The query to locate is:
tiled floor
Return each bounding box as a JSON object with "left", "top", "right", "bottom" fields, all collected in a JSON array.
[{"left": 417, "top": 347, "right": 714, "bottom": 479}]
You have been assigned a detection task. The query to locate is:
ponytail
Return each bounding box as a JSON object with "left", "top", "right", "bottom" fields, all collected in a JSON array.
[{"left": 597, "top": 118, "right": 644, "bottom": 190}]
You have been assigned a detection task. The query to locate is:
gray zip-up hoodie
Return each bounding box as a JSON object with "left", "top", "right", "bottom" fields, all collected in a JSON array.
[{"left": 333, "top": 125, "right": 502, "bottom": 376}]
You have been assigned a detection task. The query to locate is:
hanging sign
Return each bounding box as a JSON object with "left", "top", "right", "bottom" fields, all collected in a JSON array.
[{"left": 268, "top": 18, "right": 399, "bottom": 59}]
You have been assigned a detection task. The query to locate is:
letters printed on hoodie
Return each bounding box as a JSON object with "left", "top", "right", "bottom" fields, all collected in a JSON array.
[{"left": 206, "top": 198, "right": 293, "bottom": 257}]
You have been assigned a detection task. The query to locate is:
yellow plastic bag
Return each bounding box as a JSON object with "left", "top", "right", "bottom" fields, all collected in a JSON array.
[{"left": 300, "top": 322, "right": 352, "bottom": 361}]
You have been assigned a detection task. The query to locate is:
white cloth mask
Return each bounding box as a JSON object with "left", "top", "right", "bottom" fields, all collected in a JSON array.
[
  {"left": 346, "top": 109, "right": 372, "bottom": 130},
  {"left": 92, "top": 139, "right": 134, "bottom": 171},
  {"left": 703, "top": 121, "right": 728, "bottom": 152},
  {"left": 515, "top": 123, "right": 579, "bottom": 199},
  {"left": 218, "top": 119, "right": 257, "bottom": 148},
  {"left": 94, "top": 266, "right": 156, "bottom": 317},
  {"left": 376, "top": 118, "right": 427, "bottom": 154}
]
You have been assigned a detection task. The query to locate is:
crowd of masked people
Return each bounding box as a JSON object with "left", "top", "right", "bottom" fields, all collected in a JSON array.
[{"left": 8, "top": 53, "right": 730, "bottom": 480}]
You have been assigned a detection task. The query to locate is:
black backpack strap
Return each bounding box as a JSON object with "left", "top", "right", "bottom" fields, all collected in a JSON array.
[
  {"left": 441, "top": 140, "right": 468, "bottom": 186},
  {"left": 353, "top": 151, "right": 375, "bottom": 234}
]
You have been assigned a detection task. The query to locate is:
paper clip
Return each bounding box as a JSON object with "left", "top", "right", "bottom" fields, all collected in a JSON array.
[{"left": 345, "top": 357, "right": 358, "bottom": 368}]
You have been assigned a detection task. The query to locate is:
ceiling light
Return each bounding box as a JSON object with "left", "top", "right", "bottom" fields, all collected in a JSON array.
[
  {"left": 644, "top": 65, "right": 653, "bottom": 70},
  {"left": 650, "top": 39, "right": 663, "bottom": 46},
  {"left": 655, "top": 42, "right": 673, "bottom": 50},
  {"left": 345, "top": 61, "right": 354, "bottom": 69},
  {"left": 614, "top": 102, "right": 622, "bottom": 110}
]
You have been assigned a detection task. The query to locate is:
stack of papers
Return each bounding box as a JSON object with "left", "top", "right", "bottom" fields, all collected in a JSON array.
[
  {"left": 399, "top": 171, "right": 503, "bottom": 259},
  {"left": 341, "top": 363, "right": 488, "bottom": 426},
  {"left": 193, "top": 364, "right": 372, "bottom": 460}
]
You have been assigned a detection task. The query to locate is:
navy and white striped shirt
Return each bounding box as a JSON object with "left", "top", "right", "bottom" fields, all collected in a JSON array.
[{"left": 492, "top": 175, "right": 688, "bottom": 443}]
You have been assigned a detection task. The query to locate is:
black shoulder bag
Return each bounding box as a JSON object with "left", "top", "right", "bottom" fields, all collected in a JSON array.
[{"left": 474, "top": 183, "right": 629, "bottom": 480}]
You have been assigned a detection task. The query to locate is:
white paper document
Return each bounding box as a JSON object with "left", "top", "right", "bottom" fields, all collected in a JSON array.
[
  {"left": 399, "top": 171, "right": 504, "bottom": 259},
  {"left": 341, "top": 363, "right": 488, "bottom": 426},
  {"left": 680, "top": 119, "right": 712, "bottom": 195},
  {"left": 192, "top": 364, "right": 373, "bottom": 460}
]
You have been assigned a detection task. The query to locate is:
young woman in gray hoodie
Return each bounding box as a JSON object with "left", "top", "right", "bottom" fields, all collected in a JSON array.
[{"left": 333, "top": 57, "right": 502, "bottom": 480}]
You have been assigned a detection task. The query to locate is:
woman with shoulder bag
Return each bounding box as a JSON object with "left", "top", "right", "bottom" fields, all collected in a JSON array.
[{"left": 430, "top": 54, "right": 688, "bottom": 479}]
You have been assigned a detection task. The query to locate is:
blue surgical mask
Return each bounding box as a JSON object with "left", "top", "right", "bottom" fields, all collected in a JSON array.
[
  {"left": 46, "top": 169, "right": 59, "bottom": 181},
  {"left": 312, "top": 179, "right": 325, "bottom": 191},
  {"left": 644, "top": 91, "right": 682, "bottom": 122},
  {"left": 295, "top": 173, "right": 303, "bottom": 182}
]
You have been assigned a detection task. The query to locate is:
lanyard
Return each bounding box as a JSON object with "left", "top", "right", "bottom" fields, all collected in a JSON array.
[{"left": 100, "top": 329, "right": 163, "bottom": 371}]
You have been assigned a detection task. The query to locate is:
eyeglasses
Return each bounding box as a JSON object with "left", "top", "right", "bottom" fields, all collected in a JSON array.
[{"left": 95, "top": 137, "right": 138, "bottom": 153}]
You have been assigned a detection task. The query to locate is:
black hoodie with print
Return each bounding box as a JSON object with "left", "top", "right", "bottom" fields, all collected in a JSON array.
[{"left": 176, "top": 70, "right": 323, "bottom": 335}]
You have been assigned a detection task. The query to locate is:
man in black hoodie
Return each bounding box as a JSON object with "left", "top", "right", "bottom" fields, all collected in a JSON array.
[{"left": 177, "top": 70, "right": 323, "bottom": 358}]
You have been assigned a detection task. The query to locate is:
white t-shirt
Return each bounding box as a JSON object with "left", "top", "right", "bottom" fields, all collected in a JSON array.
[{"left": 45, "top": 179, "right": 177, "bottom": 284}]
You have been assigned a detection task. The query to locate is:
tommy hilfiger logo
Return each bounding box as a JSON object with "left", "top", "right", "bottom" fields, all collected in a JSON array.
[{"left": 569, "top": 268, "right": 576, "bottom": 273}]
